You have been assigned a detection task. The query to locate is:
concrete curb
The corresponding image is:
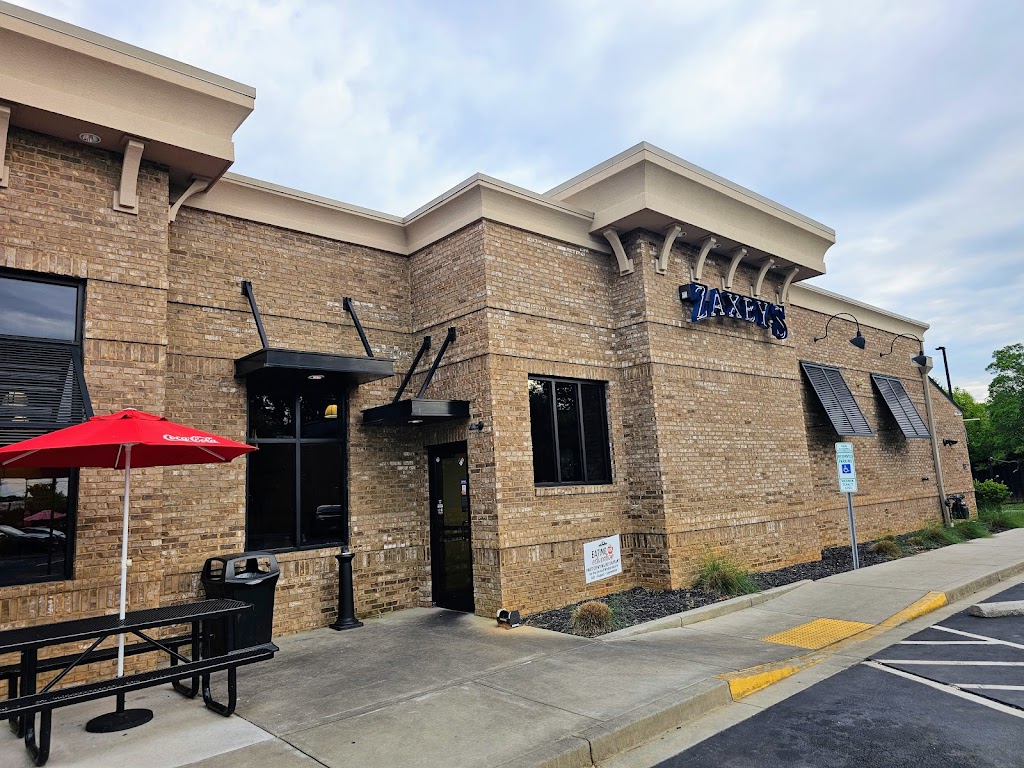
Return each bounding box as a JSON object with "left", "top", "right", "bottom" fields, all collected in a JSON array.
[
  {"left": 526, "top": 680, "right": 733, "bottom": 768},
  {"left": 599, "top": 581, "right": 812, "bottom": 641}
]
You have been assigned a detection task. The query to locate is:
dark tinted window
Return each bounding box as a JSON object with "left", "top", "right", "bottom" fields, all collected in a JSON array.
[
  {"left": 0, "top": 276, "right": 78, "bottom": 340},
  {"left": 529, "top": 376, "right": 611, "bottom": 485},
  {"left": 0, "top": 272, "right": 85, "bottom": 587},
  {"left": 529, "top": 379, "right": 557, "bottom": 483},
  {"left": 0, "top": 469, "right": 74, "bottom": 587},
  {"left": 246, "top": 376, "right": 347, "bottom": 551}
]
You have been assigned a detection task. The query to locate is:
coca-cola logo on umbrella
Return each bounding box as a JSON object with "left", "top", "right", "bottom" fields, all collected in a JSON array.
[{"left": 163, "top": 434, "right": 220, "bottom": 444}]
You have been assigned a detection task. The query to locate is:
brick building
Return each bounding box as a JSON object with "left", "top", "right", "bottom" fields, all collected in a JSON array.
[{"left": 0, "top": 5, "right": 973, "bottom": 637}]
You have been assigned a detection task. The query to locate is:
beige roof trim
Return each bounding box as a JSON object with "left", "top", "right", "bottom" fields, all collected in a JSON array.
[
  {"left": 184, "top": 172, "right": 610, "bottom": 256},
  {"left": 547, "top": 142, "right": 835, "bottom": 278},
  {"left": 790, "top": 283, "right": 929, "bottom": 337},
  {"left": 187, "top": 173, "right": 408, "bottom": 253},
  {"left": 0, "top": 2, "right": 253, "bottom": 181}
]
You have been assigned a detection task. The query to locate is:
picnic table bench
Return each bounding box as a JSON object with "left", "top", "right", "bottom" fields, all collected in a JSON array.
[{"left": 0, "top": 599, "right": 277, "bottom": 766}]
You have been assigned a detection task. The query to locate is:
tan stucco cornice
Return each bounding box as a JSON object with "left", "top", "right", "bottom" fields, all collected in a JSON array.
[
  {"left": 0, "top": 1, "right": 254, "bottom": 183},
  {"left": 790, "top": 283, "right": 928, "bottom": 338},
  {"left": 188, "top": 173, "right": 409, "bottom": 254},
  {"left": 183, "top": 172, "right": 609, "bottom": 257},
  {"left": 547, "top": 142, "right": 835, "bottom": 279}
]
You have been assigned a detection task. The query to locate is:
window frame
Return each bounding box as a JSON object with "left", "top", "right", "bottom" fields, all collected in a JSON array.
[
  {"left": 244, "top": 376, "right": 349, "bottom": 553},
  {"left": 528, "top": 374, "right": 612, "bottom": 487},
  {"left": 0, "top": 269, "right": 86, "bottom": 587}
]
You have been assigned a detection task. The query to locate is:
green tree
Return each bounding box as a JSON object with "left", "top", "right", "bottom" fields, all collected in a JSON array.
[
  {"left": 987, "top": 343, "right": 1024, "bottom": 457},
  {"left": 953, "top": 387, "right": 996, "bottom": 468}
]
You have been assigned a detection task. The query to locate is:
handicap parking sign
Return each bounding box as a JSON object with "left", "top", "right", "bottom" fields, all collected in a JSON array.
[{"left": 835, "top": 443, "right": 858, "bottom": 493}]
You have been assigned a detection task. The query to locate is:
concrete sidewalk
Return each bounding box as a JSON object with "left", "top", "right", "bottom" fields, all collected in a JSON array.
[{"left": 16, "top": 529, "right": 1024, "bottom": 768}]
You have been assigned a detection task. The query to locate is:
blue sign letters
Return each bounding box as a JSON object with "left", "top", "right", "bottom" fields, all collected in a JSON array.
[{"left": 680, "top": 283, "right": 788, "bottom": 340}]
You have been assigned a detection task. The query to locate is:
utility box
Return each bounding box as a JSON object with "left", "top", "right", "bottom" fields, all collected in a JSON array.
[{"left": 201, "top": 552, "right": 280, "bottom": 654}]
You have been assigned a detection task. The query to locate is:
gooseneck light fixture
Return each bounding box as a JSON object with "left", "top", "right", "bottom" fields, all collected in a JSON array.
[
  {"left": 813, "top": 312, "right": 867, "bottom": 349},
  {"left": 880, "top": 333, "right": 928, "bottom": 366}
]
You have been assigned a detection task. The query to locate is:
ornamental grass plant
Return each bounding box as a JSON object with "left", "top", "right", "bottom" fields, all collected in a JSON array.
[
  {"left": 569, "top": 601, "right": 614, "bottom": 636},
  {"left": 694, "top": 552, "right": 760, "bottom": 596}
]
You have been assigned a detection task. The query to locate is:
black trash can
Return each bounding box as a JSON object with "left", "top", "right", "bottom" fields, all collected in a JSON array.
[{"left": 201, "top": 552, "right": 280, "bottom": 654}]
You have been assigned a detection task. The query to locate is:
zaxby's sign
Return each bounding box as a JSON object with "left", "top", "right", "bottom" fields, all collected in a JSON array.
[{"left": 680, "top": 283, "right": 788, "bottom": 340}]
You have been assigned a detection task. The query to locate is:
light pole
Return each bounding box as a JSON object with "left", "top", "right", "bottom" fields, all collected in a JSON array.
[{"left": 935, "top": 346, "right": 953, "bottom": 395}]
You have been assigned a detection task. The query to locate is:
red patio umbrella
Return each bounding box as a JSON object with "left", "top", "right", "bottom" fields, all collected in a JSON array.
[{"left": 0, "top": 408, "right": 255, "bottom": 730}]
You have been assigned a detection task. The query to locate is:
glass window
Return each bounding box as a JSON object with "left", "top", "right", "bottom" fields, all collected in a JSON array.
[
  {"left": 0, "top": 276, "right": 79, "bottom": 341},
  {"left": 0, "top": 271, "right": 85, "bottom": 587},
  {"left": 245, "top": 376, "right": 347, "bottom": 551},
  {"left": 528, "top": 376, "right": 611, "bottom": 485}
]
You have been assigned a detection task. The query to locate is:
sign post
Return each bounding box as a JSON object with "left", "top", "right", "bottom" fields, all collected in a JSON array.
[{"left": 835, "top": 442, "right": 859, "bottom": 569}]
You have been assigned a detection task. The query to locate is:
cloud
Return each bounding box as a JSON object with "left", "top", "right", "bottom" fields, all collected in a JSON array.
[{"left": 8, "top": 0, "right": 1024, "bottom": 399}]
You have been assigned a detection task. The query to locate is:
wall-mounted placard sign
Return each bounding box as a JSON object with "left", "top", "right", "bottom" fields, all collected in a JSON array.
[
  {"left": 583, "top": 534, "right": 622, "bottom": 584},
  {"left": 679, "top": 283, "right": 788, "bottom": 340}
]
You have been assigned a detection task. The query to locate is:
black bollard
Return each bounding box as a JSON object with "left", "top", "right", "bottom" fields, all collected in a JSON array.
[{"left": 330, "top": 545, "right": 363, "bottom": 631}]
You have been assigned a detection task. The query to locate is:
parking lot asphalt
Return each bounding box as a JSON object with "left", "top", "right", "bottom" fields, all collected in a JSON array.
[{"left": 647, "top": 581, "right": 1024, "bottom": 768}]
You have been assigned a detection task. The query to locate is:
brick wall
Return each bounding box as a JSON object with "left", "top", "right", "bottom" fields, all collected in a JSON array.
[{"left": 0, "top": 125, "right": 978, "bottom": 644}]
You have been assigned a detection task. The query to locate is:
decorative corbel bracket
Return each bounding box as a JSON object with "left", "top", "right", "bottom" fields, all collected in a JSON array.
[
  {"left": 691, "top": 235, "right": 717, "bottom": 282},
  {"left": 112, "top": 138, "right": 145, "bottom": 214},
  {"left": 656, "top": 224, "right": 683, "bottom": 275},
  {"left": 168, "top": 177, "right": 211, "bottom": 223},
  {"left": 723, "top": 247, "right": 747, "bottom": 290},
  {"left": 779, "top": 266, "right": 800, "bottom": 305},
  {"left": 0, "top": 104, "right": 11, "bottom": 189},
  {"left": 753, "top": 258, "right": 775, "bottom": 299},
  {"left": 602, "top": 228, "right": 634, "bottom": 275}
]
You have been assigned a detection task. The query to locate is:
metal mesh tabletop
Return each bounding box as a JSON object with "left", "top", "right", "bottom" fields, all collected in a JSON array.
[{"left": 0, "top": 599, "right": 250, "bottom": 654}]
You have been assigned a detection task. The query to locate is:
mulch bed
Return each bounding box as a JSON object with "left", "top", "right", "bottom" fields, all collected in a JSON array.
[{"left": 524, "top": 537, "right": 930, "bottom": 637}]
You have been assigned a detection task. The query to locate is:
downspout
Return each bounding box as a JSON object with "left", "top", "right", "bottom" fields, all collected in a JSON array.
[{"left": 918, "top": 355, "right": 951, "bottom": 527}]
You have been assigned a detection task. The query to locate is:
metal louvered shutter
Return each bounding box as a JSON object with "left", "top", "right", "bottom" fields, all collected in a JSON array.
[
  {"left": 871, "top": 374, "right": 930, "bottom": 438},
  {"left": 0, "top": 338, "right": 92, "bottom": 446},
  {"left": 800, "top": 362, "right": 874, "bottom": 437}
]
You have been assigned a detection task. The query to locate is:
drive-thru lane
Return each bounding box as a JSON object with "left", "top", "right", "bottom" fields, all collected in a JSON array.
[{"left": 654, "top": 582, "right": 1024, "bottom": 768}]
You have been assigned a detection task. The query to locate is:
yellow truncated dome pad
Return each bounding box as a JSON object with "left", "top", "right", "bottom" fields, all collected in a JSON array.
[{"left": 761, "top": 618, "right": 873, "bottom": 650}]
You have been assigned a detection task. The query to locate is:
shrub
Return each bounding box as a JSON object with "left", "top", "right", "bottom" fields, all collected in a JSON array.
[
  {"left": 953, "top": 520, "right": 992, "bottom": 540},
  {"left": 694, "top": 552, "right": 760, "bottom": 596},
  {"left": 907, "top": 536, "right": 926, "bottom": 548},
  {"left": 868, "top": 539, "right": 902, "bottom": 558},
  {"left": 974, "top": 479, "right": 1012, "bottom": 510},
  {"left": 569, "top": 601, "right": 613, "bottom": 636},
  {"left": 979, "top": 506, "right": 1024, "bottom": 532}
]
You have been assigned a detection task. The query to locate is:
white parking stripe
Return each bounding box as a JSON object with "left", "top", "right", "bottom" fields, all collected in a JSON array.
[
  {"left": 873, "top": 660, "right": 1024, "bottom": 666},
  {"left": 899, "top": 641, "right": 991, "bottom": 645},
  {"left": 932, "top": 625, "right": 1024, "bottom": 650},
  {"left": 863, "top": 661, "right": 1024, "bottom": 720},
  {"left": 956, "top": 684, "right": 1024, "bottom": 691}
]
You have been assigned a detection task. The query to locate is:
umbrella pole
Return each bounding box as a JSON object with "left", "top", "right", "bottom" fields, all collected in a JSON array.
[{"left": 86, "top": 444, "right": 153, "bottom": 733}]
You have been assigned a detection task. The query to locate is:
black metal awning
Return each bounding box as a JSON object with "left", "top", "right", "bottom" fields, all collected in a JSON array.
[
  {"left": 871, "top": 374, "right": 930, "bottom": 438},
  {"left": 800, "top": 361, "right": 874, "bottom": 437},
  {"left": 362, "top": 397, "right": 470, "bottom": 427},
  {"left": 234, "top": 348, "right": 394, "bottom": 383}
]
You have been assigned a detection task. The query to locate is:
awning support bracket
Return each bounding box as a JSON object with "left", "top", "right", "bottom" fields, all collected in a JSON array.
[
  {"left": 691, "top": 235, "right": 717, "bottom": 282},
  {"left": 0, "top": 104, "right": 10, "bottom": 189},
  {"left": 724, "top": 247, "right": 747, "bottom": 291},
  {"left": 343, "top": 297, "right": 374, "bottom": 358},
  {"left": 656, "top": 224, "right": 683, "bottom": 275},
  {"left": 112, "top": 138, "right": 145, "bottom": 214},
  {"left": 240, "top": 280, "right": 269, "bottom": 350},
  {"left": 779, "top": 266, "right": 800, "bottom": 305},
  {"left": 602, "top": 229, "right": 634, "bottom": 275},
  {"left": 753, "top": 258, "right": 775, "bottom": 299},
  {"left": 392, "top": 336, "right": 431, "bottom": 404},
  {"left": 416, "top": 327, "right": 456, "bottom": 398},
  {"left": 168, "top": 177, "right": 211, "bottom": 223}
]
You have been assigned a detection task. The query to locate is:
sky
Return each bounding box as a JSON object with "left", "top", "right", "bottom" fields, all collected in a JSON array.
[{"left": 14, "top": 0, "right": 1023, "bottom": 400}]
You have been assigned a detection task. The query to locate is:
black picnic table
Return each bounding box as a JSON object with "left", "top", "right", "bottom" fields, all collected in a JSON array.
[{"left": 0, "top": 598, "right": 276, "bottom": 766}]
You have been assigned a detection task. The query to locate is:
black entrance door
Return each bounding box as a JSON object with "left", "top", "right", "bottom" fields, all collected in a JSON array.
[{"left": 428, "top": 442, "right": 474, "bottom": 612}]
